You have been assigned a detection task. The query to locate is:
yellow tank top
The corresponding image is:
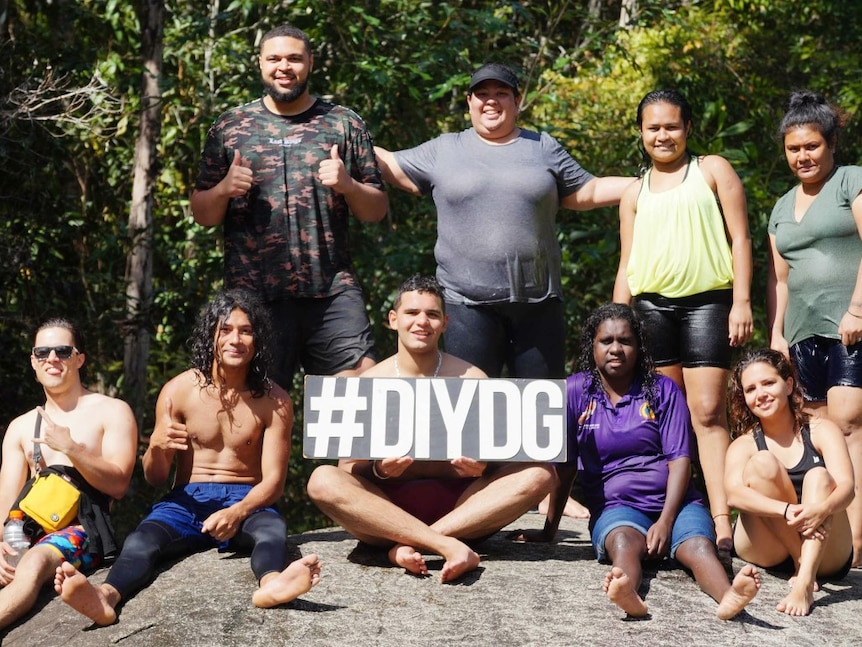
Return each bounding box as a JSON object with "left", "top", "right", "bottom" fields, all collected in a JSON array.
[{"left": 626, "top": 156, "right": 734, "bottom": 298}]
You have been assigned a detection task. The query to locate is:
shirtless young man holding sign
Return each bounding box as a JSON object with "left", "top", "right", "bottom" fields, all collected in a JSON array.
[
  {"left": 307, "top": 275, "right": 554, "bottom": 582},
  {"left": 55, "top": 289, "right": 320, "bottom": 625}
]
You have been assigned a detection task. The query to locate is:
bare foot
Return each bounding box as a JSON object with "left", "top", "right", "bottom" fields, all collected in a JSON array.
[
  {"left": 776, "top": 578, "right": 815, "bottom": 616},
  {"left": 603, "top": 566, "right": 648, "bottom": 617},
  {"left": 252, "top": 554, "right": 321, "bottom": 608},
  {"left": 54, "top": 561, "right": 117, "bottom": 626},
  {"left": 439, "top": 538, "right": 480, "bottom": 583},
  {"left": 716, "top": 564, "right": 760, "bottom": 620},
  {"left": 538, "top": 494, "right": 591, "bottom": 519},
  {"left": 388, "top": 544, "right": 428, "bottom": 576}
]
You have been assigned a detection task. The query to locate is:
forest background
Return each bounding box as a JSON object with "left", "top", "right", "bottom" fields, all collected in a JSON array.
[{"left": 1, "top": 0, "right": 861, "bottom": 537}]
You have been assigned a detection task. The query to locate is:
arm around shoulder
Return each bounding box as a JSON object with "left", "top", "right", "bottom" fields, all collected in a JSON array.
[
  {"left": 562, "top": 175, "right": 636, "bottom": 211},
  {"left": 374, "top": 146, "right": 421, "bottom": 197}
]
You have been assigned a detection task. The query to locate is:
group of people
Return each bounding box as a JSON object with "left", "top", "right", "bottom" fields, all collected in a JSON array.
[{"left": 2, "top": 20, "right": 861, "bottom": 632}]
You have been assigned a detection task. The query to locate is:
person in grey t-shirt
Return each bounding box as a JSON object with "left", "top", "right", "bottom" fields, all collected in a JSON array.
[{"left": 376, "top": 63, "right": 631, "bottom": 382}]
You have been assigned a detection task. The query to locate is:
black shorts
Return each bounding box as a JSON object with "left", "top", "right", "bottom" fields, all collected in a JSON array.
[
  {"left": 267, "top": 286, "right": 376, "bottom": 387},
  {"left": 632, "top": 291, "right": 732, "bottom": 369},
  {"left": 790, "top": 336, "right": 862, "bottom": 401}
]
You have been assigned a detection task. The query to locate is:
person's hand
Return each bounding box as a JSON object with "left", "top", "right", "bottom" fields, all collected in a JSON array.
[
  {"left": 33, "top": 406, "right": 76, "bottom": 456},
  {"left": 786, "top": 502, "right": 830, "bottom": 541},
  {"left": 373, "top": 456, "right": 413, "bottom": 479},
  {"left": 0, "top": 542, "right": 17, "bottom": 585},
  {"left": 318, "top": 145, "right": 351, "bottom": 193},
  {"left": 838, "top": 311, "right": 862, "bottom": 347},
  {"left": 728, "top": 301, "right": 753, "bottom": 347},
  {"left": 221, "top": 149, "right": 253, "bottom": 198},
  {"left": 451, "top": 456, "right": 487, "bottom": 478},
  {"left": 201, "top": 507, "right": 243, "bottom": 542},
  {"left": 769, "top": 334, "right": 790, "bottom": 359},
  {"left": 646, "top": 519, "right": 672, "bottom": 558},
  {"left": 149, "top": 398, "right": 189, "bottom": 452}
]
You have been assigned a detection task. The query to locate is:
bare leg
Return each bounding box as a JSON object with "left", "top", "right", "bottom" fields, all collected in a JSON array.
[
  {"left": 825, "top": 388, "right": 862, "bottom": 566},
  {"left": 603, "top": 527, "right": 648, "bottom": 617},
  {"left": 307, "top": 465, "right": 480, "bottom": 583},
  {"left": 252, "top": 554, "right": 321, "bottom": 608},
  {"left": 674, "top": 536, "right": 759, "bottom": 619},
  {"left": 54, "top": 561, "right": 120, "bottom": 626},
  {"left": 0, "top": 546, "right": 62, "bottom": 630},
  {"left": 673, "top": 366, "right": 734, "bottom": 551}
]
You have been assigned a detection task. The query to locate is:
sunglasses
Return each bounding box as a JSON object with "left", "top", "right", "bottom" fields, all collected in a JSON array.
[{"left": 32, "top": 345, "right": 79, "bottom": 360}]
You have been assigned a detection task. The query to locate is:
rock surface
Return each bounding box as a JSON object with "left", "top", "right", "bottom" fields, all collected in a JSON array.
[{"left": 3, "top": 512, "right": 861, "bottom": 646}]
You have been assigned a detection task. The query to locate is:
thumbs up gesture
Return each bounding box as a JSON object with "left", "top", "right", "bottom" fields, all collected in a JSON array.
[
  {"left": 318, "top": 144, "right": 350, "bottom": 192},
  {"left": 151, "top": 397, "right": 189, "bottom": 452},
  {"left": 222, "top": 149, "right": 254, "bottom": 197}
]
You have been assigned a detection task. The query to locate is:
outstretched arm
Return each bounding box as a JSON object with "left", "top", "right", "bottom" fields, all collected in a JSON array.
[
  {"left": 374, "top": 146, "right": 422, "bottom": 196},
  {"left": 561, "top": 176, "right": 635, "bottom": 211}
]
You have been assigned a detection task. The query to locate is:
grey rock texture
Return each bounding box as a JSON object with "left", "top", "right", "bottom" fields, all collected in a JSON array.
[{"left": 3, "top": 512, "right": 860, "bottom": 646}]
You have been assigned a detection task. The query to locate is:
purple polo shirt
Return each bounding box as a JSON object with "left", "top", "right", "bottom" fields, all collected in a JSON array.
[{"left": 565, "top": 372, "right": 703, "bottom": 520}]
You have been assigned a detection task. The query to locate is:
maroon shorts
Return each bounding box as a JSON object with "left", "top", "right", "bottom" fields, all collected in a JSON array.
[{"left": 379, "top": 478, "right": 478, "bottom": 526}]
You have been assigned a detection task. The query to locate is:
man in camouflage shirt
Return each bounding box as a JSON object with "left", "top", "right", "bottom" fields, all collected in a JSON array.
[{"left": 192, "top": 24, "right": 388, "bottom": 388}]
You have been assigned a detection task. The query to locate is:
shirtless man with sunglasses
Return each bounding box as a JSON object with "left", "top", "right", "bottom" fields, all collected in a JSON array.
[{"left": 0, "top": 318, "right": 138, "bottom": 631}]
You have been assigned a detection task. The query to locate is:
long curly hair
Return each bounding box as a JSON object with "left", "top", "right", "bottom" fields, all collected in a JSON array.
[
  {"left": 189, "top": 288, "right": 273, "bottom": 398},
  {"left": 728, "top": 348, "right": 807, "bottom": 438},
  {"left": 576, "top": 303, "right": 657, "bottom": 403}
]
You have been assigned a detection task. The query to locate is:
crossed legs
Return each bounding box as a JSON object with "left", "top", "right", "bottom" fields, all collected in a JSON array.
[{"left": 306, "top": 462, "right": 554, "bottom": 582}]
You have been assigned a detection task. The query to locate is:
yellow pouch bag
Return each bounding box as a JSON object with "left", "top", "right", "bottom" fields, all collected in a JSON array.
[{"left": 19, "top": 471, "right": 80, "bottom": 533}]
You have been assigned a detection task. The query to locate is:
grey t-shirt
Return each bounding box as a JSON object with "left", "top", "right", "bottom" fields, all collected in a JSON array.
[
  {"left": 395, "top": 128, "right": 594, "bottom": 304},
  {"left": 768, "top": 165, "right": 862, "bottom": 346}
]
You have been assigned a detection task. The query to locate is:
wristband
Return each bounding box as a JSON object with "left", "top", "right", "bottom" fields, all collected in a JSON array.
[
  {"left": 372, "top": 460, "right": 390, "bottom": 480},
  {"left": 783, "top": 502, "right": 791, "bottom": 520},
  {"left": 847, "top": 309, "right": 862, "bottom": 319}
]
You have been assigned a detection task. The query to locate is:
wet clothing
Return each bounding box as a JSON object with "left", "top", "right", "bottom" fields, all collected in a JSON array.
[
  {"left": 752, "top": 424, "right": 824, "bottom": 500},
  {"left": 769, "top": 165, "right": 862, "bottom": 348}
]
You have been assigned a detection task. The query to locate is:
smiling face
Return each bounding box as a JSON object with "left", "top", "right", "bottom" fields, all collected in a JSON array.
[
  {"left": 739, "top": 361, "right": 793, "bottom": 422},
  {"left": 31, "top": 326, "right": 84, "bottom": 389},
  {"left": 592, "top": 318, "right": 638, "bottom": 387},
  {"left": 389, "top": 290, "right": 447, "bottom": 356},
  {"left": 783, "top": 124, "right": 835, "bottom": 188},
  {"left": 259, "top": 36, "right": 313, "bottom": 109},
  {"left": 214, "top": 308, "right": 256, "bottom": 370},
  {"left": 639, "top": 101, "right": 691, "bottom": 167},
  {"left": 467, "top": 80, "right": 520, "bottom": 142}
]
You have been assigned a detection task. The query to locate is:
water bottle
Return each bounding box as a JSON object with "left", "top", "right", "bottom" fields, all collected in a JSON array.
[{"left": 4, "top": 510, "right": 30, "bottom": 568}]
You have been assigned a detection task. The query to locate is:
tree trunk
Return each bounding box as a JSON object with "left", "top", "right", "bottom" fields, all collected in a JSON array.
[
  {"left": 124, "top": 0, "right": 164, "bottom": 423},
  {"left": 620, "top": 0, "right": 637, "bottom": 27}
]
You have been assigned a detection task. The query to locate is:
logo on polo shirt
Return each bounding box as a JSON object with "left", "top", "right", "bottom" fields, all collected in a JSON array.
[{"left": 639, "top": 402, "right": 656, "bottom": 420}]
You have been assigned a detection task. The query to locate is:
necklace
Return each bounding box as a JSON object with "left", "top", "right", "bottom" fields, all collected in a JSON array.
[{"left": 394, "top": 350, "right": 442, "bottom": 378}]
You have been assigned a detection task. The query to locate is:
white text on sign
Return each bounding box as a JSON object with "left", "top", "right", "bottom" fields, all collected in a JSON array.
[{"left": 303, "top": 376, "right": 567, "bottom": 462}]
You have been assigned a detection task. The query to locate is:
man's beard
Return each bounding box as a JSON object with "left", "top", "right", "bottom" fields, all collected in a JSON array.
[{"left": 264, "top": 77, "right": 308, "bottom": 105}]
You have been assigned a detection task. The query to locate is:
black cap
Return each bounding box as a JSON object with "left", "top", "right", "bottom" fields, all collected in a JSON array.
[{"left": 468, "top": 63, "right": 519, "bottom": 94}]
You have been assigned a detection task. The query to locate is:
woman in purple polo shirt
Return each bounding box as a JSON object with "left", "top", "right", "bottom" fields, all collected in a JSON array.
[{"left": 529, "top": 303, "right": 759, "bottom": 619}]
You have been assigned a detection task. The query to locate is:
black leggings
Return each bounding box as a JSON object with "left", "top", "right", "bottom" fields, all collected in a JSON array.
[{"left": 105, "top": 511, "right": 288, "bottom": 599}]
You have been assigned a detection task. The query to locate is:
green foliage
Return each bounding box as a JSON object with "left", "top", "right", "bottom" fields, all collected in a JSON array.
[{"left": 2, "top": 0, "right": 861, "bottom": 535}]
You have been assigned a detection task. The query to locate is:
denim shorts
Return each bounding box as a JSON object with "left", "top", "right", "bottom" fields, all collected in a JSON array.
[
  {"left": 790, "top": 336, "right": 862, "bottom": 401},
  {"left": 590, "top": 502, "right": 715, "bottom": 562},
  {"left": 632, "top": 291, "right": 732, "bottom": 369},
  {"left": 267, "top": 285, "right": 376, "bottom": 386}
]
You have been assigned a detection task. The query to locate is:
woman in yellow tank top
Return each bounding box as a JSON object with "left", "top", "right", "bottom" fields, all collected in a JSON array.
[{"left": 613, "top": 89, "right": 754, "bottom": 552}]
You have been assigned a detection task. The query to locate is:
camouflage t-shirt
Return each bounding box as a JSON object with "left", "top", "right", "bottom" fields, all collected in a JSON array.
[{"left": 195, "top": 98, "right": 384, "bottom": 300}]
